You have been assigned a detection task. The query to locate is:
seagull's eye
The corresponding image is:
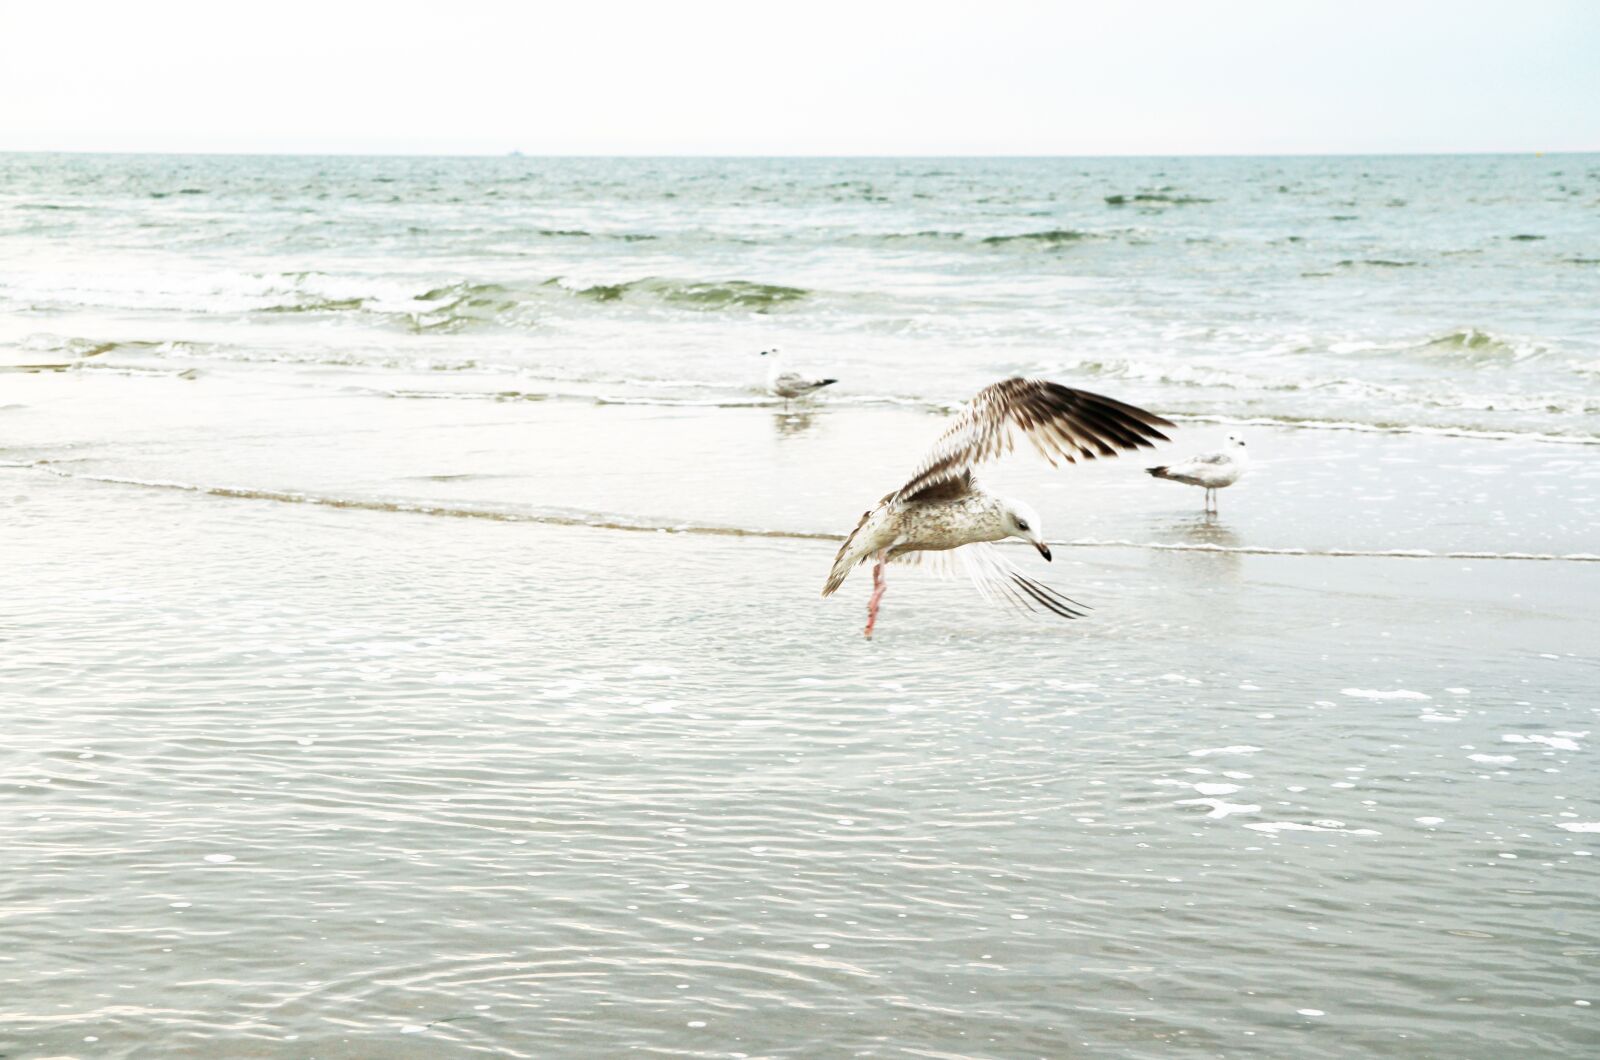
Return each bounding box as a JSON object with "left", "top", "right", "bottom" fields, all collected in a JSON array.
[{"left": 1016, "top": 519, "right": 1029, "bottom": 531}]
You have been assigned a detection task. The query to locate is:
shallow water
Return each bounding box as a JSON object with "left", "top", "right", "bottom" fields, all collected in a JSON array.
[{"left": 3, "top": 154, "right": 1599, "bottom": 1057}]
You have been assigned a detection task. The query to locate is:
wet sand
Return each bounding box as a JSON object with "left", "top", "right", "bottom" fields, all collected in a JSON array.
[{"left": 5, "top": 367, "right": 1598, "bottom": 1057}]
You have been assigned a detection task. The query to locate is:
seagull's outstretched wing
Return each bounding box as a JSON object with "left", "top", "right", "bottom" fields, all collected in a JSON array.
[
  {"left": 896, "top": 543, "right": 1088, "bottom": 620},
  {"left": 893, "top": 378, "right": 1173, "bottom": 502}
]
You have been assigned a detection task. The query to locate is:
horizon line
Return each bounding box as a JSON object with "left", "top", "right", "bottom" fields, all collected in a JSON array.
[{"left": 2, "top": 148, "right": 1595, "bottom": 161}]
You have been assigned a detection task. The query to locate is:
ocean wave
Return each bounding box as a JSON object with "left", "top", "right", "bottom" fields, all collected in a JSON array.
[
  {"left": 1104, "top": 192, "right": 1214, "bottom": 206},
  {"left": 242, "top": 274, "right": 816, "bottom": 329},
  {"left": 562, "top": 277, "right": 809, "bottom": 311},
  {"left": 32, "top": 331, "right": 1597, "bottom": 443},
  {"left": 18, "top": 335, "right": 211, "bottom": 360},
  {"left": 535, "top": 228, "right": 658, "bottom": 241},
  {"left": 1, "top": 265, "right": 820, "bottom": 324},
  {"left": 354, "top": 384, "right": 935, "bottom": 412},
  {"left": 12, "top": 462, "right": 1599, "bottom": 563},
  {"left": 1046, "top": 354, "right": 1596, "bottom": 418},
  {"left": 1335, "top": 259, "right": 1420, "bottom": 268},
  {"left": 873, "top": 229, "right": 967, "bottom": 242},
  {"left": 407, "top": 275, "right": 810, "bottom": 322},
  {"left": 979, "top": 229, "right": 1091, "bottom": 247},
  {"left": 1166, "top": 412, "right": 1600, "bottom": 446},
  {"left": 260, "top": 296, "right": 367, "bottom": 314},
  {"left": 848, "top": 228, "right": 1105, "bottom": 251},
  {"left": 1411, "top": 328, "right": 1545, "bottom": 363}
]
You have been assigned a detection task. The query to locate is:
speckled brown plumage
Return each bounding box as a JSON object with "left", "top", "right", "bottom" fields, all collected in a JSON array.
[
  {"left": 893, "top": 378, "right": 1173, "bottom": 504},
  {"left": 822, "top": 378, "right": 1174, "bottom": 624}
]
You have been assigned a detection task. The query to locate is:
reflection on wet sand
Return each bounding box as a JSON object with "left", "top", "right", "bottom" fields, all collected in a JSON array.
[
  {"left": 1147, "top": 514, "right": 1245, "bottom": 586},
  {"left": 1168, "top": 514, "right": 1242, "bottom": 549},
  {"left": 773, "top": 410, "right": 819, "bottom": 437}
]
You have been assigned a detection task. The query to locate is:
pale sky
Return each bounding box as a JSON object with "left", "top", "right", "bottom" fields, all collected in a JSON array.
[{"left": 3, "top": 1, "right": 1596, "bottom": 155}]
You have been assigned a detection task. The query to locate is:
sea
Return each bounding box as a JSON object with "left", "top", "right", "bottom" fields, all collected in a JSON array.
[{"left": 3, "top": 153, "right": 1598, "bottom": 1057}]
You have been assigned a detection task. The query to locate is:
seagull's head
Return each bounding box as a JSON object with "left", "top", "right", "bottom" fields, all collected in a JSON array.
[
  {"left": 1001, "top": 498, "right": 1051, "bottom": 561},
  {"left": 759, "top": 347, "right": 780, "bottom": 358},
  {"left": 1226, "top": 432, "right": 1247, "bottom": 449}
]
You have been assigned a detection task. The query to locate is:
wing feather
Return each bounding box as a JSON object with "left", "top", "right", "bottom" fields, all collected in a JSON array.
[
  {"left": 893, "top": 379, "right": 1172, "bottom": 501},
  {"left": 897, "top": 543, "right": 1089, "bottom": 621}
]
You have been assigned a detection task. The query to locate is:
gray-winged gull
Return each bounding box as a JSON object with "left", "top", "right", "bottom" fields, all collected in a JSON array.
[
  {"left": 761, "top": 347, "right": 836, "bottom": 402},
  {"left": 1147, "top": 432, "right": 1248, "bottom": 513}
]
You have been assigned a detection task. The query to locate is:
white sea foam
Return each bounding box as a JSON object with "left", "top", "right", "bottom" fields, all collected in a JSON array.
[{"left": 1503, "top": 734, "right": 1582, "bottom": 752}]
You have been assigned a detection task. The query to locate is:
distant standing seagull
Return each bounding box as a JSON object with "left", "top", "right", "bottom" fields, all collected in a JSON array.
[
  {"left": 761, "top": 348, "right": 836, "bottom": 404},
  {"left": 822, "top": 378, "right": 1173, "bottom": 637},
  {"left": 1146, "top": 433, "right": 1248, "bottom": 513}
]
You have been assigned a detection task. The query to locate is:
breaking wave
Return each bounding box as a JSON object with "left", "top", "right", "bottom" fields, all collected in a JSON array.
[
  {"left": 1410, "top": 328, "right": 1545, "bottom": 364},
  {"left": 247, "top": 274, "right": 815, "bottom": 330},
  {"left": 563, "top": 277, "right": 809, "bottom": 310}
]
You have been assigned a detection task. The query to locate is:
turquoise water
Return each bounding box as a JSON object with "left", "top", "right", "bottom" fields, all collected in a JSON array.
[{"left": 3, "top": 154, "right": 1598, "bottom": 1057}]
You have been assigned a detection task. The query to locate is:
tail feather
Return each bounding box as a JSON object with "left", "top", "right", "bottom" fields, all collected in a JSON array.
[
  {"left": 822, "top": 548, "right": 858, "bottom": 597},
  {"left": 815, "top": 378, "right": 837, "bottom": 388},
  {"left": 1146, "top": 465, "right": 1170, "bottom": 479},
  {"left": 822, "top": 508, "right": 874, "bottom": 596}
]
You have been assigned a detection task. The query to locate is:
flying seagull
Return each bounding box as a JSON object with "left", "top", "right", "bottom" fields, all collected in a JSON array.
[
  {"left": 1147, "top": 433, "right": 1248, "bottom": 513},
  {"left": 822, "top": 378, "right": 1173, "bottom": 637},
  {"left": 761, "top": 347, "right": 836, "bottom": 404}
]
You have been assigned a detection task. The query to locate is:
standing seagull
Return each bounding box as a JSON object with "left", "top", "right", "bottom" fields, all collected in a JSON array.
[
  {"left": 822, "top": 378, "right": 1173, "bottom": 637},
  {"left": 761, "top": 348, "right": 836, "bottom": 405},
  {"left": 1146, "top": 433, "right": 1248, "bottom": 513}
]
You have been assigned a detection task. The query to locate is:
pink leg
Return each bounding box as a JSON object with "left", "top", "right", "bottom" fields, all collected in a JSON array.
[{"left": 864, "top": 551, "right": 887, "bottom": 638}]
